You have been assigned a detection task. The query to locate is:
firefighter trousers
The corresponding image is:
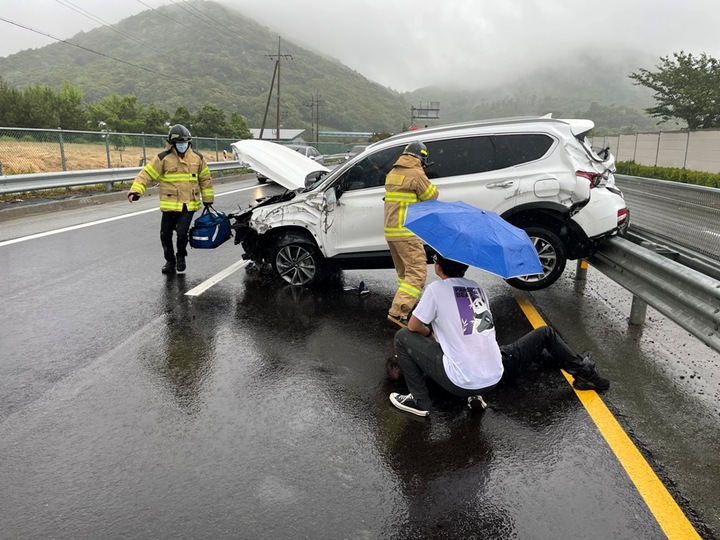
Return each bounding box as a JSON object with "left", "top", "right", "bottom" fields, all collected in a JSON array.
[{"left": 387, "top": 237, "right": 427, "bottom": 319}]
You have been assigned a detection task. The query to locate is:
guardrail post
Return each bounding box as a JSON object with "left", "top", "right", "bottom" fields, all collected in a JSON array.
[
  {"left": 575, "top": 259, "right": 588, "bottom": 281},
  {"left": 629, "top": 296, "right": 648, "bottom": 325},
  {"left": 58, "top": 128, "right": 67, "bottom": 171}
]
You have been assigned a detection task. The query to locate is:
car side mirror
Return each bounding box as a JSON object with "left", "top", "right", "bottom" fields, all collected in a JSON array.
[{"left": 324, "top": 186, "right": 338, "bottom": 210}]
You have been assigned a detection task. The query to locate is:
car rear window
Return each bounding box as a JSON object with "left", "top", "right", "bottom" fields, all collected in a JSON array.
[
  {"left": 423, "top": 134, "right": 554, "bottom": 179},
  {"left": 494, "top": 134, "right": 554, "bottom": 168}
]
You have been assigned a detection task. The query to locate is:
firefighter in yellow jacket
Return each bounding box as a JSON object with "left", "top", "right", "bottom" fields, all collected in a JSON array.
[
  {"left": 384, "top": 141, "right": 439, "bottom": 327},
  {"left": 128, "top": 124, "right": 214, "bottom": 274}
]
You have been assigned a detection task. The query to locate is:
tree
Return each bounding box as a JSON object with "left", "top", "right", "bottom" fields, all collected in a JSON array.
[
  {"left": 629, "top": 51, "right": 720, "bottom": 129},
  {"left": 171, "top": 106, "right": 193, "bottom": 128},
  {"left": 57, "top": 81, "right": 88, "bottom": 130},
  {"left": 87, "top": 94, "right": 144, "bottom": 132},
  {"left": 227, "top": 112, "right": 252, "bottom": 139},
  {"left": 192, "top": 104, "right": 228, "bottom": 137}
]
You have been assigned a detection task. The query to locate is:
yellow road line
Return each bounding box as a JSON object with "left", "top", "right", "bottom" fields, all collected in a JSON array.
[{"left": 511, "top": 289, "right": 700, "bottom": 540}]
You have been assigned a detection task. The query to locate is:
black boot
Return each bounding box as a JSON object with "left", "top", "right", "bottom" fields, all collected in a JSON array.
[
  {"left": 176, "top": 255, "right": 186, "bottom": 273},
  {"left": 162, "top": 261, "right": 176, "bottom": 274}
]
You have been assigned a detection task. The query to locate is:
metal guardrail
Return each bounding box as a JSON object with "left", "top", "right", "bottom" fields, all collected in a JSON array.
[
  {"left": 0, "top": 161, "right": 246, "bottom": 195},
  {"left": 590, "top": 236, "right": 720, "bottom": 354},
  {"left": 616, "top": 175, "right": 720, "bottom": 269}
]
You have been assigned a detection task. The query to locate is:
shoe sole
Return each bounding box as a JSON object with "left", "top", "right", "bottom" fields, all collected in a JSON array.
[
  {"left": 387, "top": 314, "right": 408, "bottom": 329},
  {"left": 467, "top": 396, "right": 488, "bottom": 411},
  {"left": 390, "top": 393, "right": 429, "bottom": 417}
]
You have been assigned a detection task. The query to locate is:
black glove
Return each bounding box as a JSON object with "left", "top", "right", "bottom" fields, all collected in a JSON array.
[
  {"left": 128, "top": 192, "right": 140, "bottom": 202},
  {"left": 203, "top": 202, "right": 212, "bottom": 208}
]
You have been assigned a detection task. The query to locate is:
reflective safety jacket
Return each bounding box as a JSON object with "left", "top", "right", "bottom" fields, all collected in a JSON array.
[
  {"left": 384, "top": 154, "right": 439, "bottom": 241},
  {"left": 129, "top": 147, "right": 214, "bottom": 212}
]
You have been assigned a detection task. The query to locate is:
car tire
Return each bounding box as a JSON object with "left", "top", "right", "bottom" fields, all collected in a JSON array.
[
  {"left": 272, "top": 234, "right": 326, "bottom": 286},
  {"left": 506, "top": 226, "right": 566, "bottom": 291},
  {"left": 257, "top": 175, "right": 267, "bottom": 184}
]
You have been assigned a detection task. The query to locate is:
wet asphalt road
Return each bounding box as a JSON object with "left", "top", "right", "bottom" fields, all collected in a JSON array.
[{"left": 1, "top": 176, "right": 718, "bottom": 539}]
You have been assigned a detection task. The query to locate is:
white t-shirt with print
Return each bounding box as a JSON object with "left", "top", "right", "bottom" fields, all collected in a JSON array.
[{"left": 412, "top": 277, "right": 504, "bottom": 389}]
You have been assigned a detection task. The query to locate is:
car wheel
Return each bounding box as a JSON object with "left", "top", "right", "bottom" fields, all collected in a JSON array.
[
  {"left": 257, "top": 175, "right": 267, "bottom": 184},
  {"left": 272, "top": 234, "right": 326, "bottom": 286},
  {"left": 506, "top": 226, "right": 566, "bottom": 291}
]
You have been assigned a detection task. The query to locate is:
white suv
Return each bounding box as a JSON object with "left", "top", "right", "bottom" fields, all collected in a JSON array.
[{"left": 230, "top": 116, "right": 629, "bottom": 290}]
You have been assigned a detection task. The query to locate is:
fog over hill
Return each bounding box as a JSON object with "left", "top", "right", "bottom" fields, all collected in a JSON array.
[{"left": 0, "top": 0, "right": 687, "bottom": 133}]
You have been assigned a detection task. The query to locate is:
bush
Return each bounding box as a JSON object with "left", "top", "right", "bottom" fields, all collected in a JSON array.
[{"left": 616, "top": 161, "right": 720, "bottom": 188}]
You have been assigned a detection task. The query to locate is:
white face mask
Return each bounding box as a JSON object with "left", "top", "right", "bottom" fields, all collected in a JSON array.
[{"left": 175, "top": 142, "right": 189, "bottom": 154}]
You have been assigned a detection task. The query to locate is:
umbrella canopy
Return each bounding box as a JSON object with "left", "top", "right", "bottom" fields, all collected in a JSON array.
[{"left": 404, "top": 200, "right": 543, "bottom": 279}]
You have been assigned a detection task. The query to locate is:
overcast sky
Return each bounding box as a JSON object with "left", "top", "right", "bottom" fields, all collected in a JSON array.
[{"left": 2, "top": 0, "right": 720, "bottom": 92}]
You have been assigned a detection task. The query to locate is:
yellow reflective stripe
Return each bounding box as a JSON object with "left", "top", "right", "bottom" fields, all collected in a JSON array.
[
  {"left": 130, "top": 181, "right": 146, "bottom": 194},
  {"left": 201, "top": 188, "right": 214, "bottom": 197},
  {"left": 385, "top": 227, "right": 415, "bottom": 237},
  {"left": 399, "top": 280, "right": 422, "bottom": 299},
  {"left": 163, "top": 173, "right": 198, "bottom": 182},
  {"left": 419, "top": 184, "right": 437, "bottom": 201},
  {"left": 199, "top": 166, "right": 210, "bottom": 177},
  {"left": 144, "top": 163, "right": 160, "bottom": 180},
  {"left": 398, "top": 202, "right": 409, "bottom": 228},
  {"left": 160, "top": 200, "right": 184, "bottom": 211},
  {"left": 160, "top": 200, "right": 202, "bottom": 211},
  {"left": 386, "top": 192, "right": 419, "bottom": 202}
]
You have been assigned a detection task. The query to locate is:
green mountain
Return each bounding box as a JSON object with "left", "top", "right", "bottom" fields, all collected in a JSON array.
[
  {"left": 0, "top": 0, "right": 410, "bottom": 134},
  {"left": 0, "top": 1, "right": 660, "bottom": 135}
]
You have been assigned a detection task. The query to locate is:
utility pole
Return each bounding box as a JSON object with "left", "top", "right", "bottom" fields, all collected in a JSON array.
[
  {"left": 260, "top": 37, "right": 292, "bottom": 142},
  {"left": 307, "top": 93, "right": 322, "bottom": 142}
]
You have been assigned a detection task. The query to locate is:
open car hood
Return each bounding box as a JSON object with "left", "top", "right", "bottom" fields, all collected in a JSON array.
[{"left": 231, "top": 139, "right": 330, "bottom": 190}]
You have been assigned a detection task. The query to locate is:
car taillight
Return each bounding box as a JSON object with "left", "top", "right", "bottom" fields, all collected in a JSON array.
[
  {"left": 617, "top": 208, "right": 629, "bottom": 225},
  {"left": 576, "top": 170, "right": 601, "bottom": 189}
]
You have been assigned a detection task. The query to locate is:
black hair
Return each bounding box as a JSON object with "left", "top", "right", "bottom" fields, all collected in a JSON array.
[{"left": 434, "top": 253, "right": 468, "bottom": 278}]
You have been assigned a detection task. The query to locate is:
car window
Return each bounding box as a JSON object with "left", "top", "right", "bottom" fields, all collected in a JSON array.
[
  {"left": 337, "top": 146, "right": 404, "bottom": 191},
  {"left": 493, "top": 134, "right": 554, "bottom": 168},
  {"left": 424, "top": 136, "right": 496, "bottom": 178}
]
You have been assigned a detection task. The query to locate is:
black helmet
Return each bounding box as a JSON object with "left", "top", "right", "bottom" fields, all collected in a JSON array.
[
  {"left": 402, "top": 141, "right": 429, "bottom": 165},
  {"left": 167, "top": 124, "right": 192, "bottom": 144}
]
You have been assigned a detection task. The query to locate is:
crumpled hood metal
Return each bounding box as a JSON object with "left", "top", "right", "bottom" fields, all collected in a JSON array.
[
  {"left": 231, "top": 139, "right": 329, "bottom": 190},
  {"left": 249, "top": 189, "right": 327, "bottom": 235}
]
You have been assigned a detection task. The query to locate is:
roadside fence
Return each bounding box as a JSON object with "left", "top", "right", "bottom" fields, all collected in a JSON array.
[
  {"left": 0, "top": 127, "right": 365, "bottom": 177},
  {"left": 0, "top": 127, "right": 241, "bottom": 177},
  {"left": 590, "top": 128, "right": 720, "bottom": 174}
]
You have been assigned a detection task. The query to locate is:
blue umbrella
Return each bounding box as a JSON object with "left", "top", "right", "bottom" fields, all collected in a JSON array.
[{"left": 404, "top": 200, "right": 543, "bottom": 279}]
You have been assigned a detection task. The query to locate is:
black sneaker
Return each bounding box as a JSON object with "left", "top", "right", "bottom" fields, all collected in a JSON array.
[
  {"left": 387, "top": 313, "right": 409, "bottom": 329},
  {"left": 176, "top": 256, "right": 186, "bottom": 273},
  {"left": 161, "top": 261, "right": 176, "bottom": 274},
  {"left": 390, "top": 393, "right": 429, "bottom": 417},
  {"left": 573, "top": 371, "right": 610, "bottom": 391},
  {"left": 467, "top": 395, "right": 488, "bottom": 411}
]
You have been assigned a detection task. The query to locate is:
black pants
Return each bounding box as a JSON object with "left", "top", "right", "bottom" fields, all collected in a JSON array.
[
  {"left": 160, "top": 207, "right": 194, "bottom": 263},
  {"left": 394, "top": 326, "right": 592, "bottom": 410}
]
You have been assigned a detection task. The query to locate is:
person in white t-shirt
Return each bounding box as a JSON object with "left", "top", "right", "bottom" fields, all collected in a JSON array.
[{"left": 389, "top": 253, "right": 610, "bottom": 417}]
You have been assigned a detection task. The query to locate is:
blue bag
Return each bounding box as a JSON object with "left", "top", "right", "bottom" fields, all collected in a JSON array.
[{"left": 189, "top": 205, "right": 232, "bottom": 249}]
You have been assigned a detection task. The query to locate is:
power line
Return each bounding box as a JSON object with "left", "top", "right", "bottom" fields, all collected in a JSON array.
[
  {"left": 134, "top": 0, "right": 205, "bottom": 37},
  {"left": 0, "top": 15, "right": 187, "bottom": 85},
  {"left": 54, "top": 0, "right": 173, "bottom": 60},
  {"left": 178, "top": 0, "right": 242, "bottom": 39}
]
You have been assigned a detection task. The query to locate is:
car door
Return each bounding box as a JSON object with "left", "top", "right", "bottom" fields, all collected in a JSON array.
[
  {"left": 319, "top": 145, "right": 404, "bottom": 257},
  {"left": 422, "top": 135, "right": 522, "bottom": 215}
]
